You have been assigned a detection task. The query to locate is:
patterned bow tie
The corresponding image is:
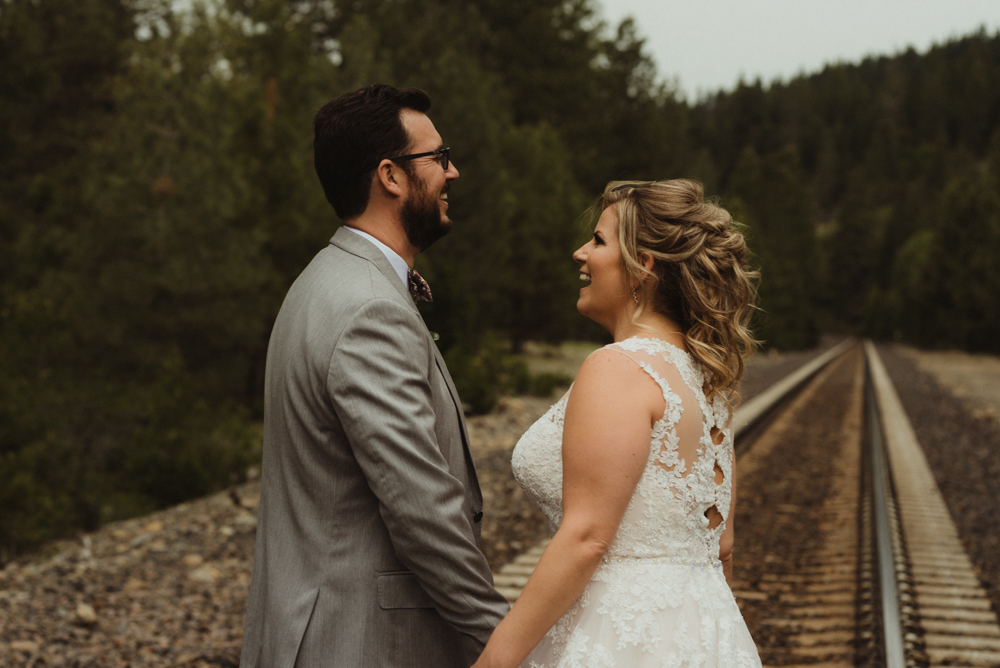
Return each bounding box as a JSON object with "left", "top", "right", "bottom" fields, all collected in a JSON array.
[{"left": 408, "top": 268, "right": 433, "bottom": 303}]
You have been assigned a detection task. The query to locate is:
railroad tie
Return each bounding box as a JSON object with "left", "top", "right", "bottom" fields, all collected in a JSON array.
[{"left": 744, "top": 350, "right": 865, "bottom": 668}]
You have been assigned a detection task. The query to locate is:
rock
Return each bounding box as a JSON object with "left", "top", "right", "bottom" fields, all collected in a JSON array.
[
  {"left": 188, "top": 565, "right": 221, "bottom": 582},
  {"left": 972, "top": 407, "right": 996, "bottom": 421},
  {"left": 9, "top": 640, "right": 40, "bottom": 653},
  {"left": 75, "top": 602, "right": 98, "bottom": 626},
  {"left": 129, "top": 532, "right": 154, "bottom": 548},
  {"left": 144, "top": 520, "right": 164, "bottom": 533},
  {"left": 182, "top": 554, "right": 203, "bottom": 568},
  {"left": 219, "top": 526, "right": 235, "bottom": 537},
  {"left": 124, "top": 578, "right": 148, "bottom": 591},
  {"left": 80, "top": 535, "right": 93, "bottom": 561}
]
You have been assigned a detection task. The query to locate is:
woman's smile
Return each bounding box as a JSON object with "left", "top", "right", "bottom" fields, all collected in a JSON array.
[{"left": 572, "top": 206, "right": 628, "bottom": 326}]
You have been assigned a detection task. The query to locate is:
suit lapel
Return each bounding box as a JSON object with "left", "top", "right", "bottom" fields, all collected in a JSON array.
[{"left": 329, "top": 227, "right": 416, "bottom": 311}]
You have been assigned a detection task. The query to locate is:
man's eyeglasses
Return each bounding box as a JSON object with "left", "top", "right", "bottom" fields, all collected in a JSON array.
[{"left": 388, "top": 147, "right": 450, "bottom": 171}]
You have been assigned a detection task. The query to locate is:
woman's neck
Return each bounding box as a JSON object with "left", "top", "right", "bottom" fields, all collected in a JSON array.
[{"left": 611, "top": 310, "right": 686, "bottom": 348}]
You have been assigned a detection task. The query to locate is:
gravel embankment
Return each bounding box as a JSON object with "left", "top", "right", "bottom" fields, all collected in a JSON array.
[
  {"left": 877, "top": 344, "right": 1000, "bottom": 618},
  {"left": 467, "top": 396, "right": 555, "bottom": 571},
  {"left": 0, "top": 486, "right": 258, "bottom": 666}
]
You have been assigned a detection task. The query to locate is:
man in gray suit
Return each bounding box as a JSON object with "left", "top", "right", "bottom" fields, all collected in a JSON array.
[{"left": 240, "top": 84, "right": 509, "bottom": 668}]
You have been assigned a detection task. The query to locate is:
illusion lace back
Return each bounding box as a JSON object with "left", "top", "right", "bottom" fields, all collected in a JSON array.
[{"left": 511, "top": 337, "right": 761, "bottom": 668}]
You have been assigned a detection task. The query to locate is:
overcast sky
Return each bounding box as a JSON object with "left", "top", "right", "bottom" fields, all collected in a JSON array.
[{"left": 597, "top": 0, "right": 1000, "bottom": 100}]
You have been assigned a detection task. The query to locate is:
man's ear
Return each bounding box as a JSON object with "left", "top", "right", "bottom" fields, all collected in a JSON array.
[{"left": 375, "top": 159, "right": 404, "bottom": 198}]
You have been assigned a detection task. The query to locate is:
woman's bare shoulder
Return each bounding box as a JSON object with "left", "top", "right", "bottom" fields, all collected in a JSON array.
[
  {"left": 575, "top": 346, "right": 643, "bottom": 382},
  {"left": 569, "top": 346, "right": 663, "bottom": 415}
]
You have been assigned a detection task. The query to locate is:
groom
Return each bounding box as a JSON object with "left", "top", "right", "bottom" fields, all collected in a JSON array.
[{"left": 240, "top": 85, "right": 508, "bottom": 668}]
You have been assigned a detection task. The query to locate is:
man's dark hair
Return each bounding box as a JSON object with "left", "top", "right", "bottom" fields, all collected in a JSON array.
[{"left": 314, "top": 84, "right": 432, "bottom": 221}]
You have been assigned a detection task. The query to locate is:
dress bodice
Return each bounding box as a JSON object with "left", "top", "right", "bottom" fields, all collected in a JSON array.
[
  {"left": 511, "top": 337, "right": 760, "bottom": 667},
  {"left": 511, "top": 336, "right": 735, "bottom": 565}
]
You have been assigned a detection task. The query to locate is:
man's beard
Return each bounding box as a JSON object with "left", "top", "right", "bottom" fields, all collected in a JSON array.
[{"left": 401, "top": 172, "right": 451, "bottom": 251}]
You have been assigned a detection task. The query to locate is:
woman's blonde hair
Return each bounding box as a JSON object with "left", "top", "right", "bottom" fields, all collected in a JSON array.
[{"left": 601, "top": 179, "right": 759, "bottom": 410}]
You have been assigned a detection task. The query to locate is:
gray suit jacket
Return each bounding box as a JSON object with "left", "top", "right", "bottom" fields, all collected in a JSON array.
[{"left": 241, "top": 227, "right": 509, "bottom": 668}]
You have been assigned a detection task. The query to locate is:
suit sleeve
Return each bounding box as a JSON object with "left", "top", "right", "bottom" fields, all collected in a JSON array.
[{"left": 327, "top": 297, "right": 509, "bottom": 646}]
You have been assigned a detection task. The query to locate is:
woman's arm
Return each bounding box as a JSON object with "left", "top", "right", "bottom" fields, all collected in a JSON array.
[{"left": 471, "top": 350, "right": 662, "bottom": 668}]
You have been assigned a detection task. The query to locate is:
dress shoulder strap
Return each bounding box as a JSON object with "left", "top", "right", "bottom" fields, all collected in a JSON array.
[
  {"left": 604, "top": 337, "right": 726, "bottom": 428},
  {"left": 600, "top": 341, "right": 676, "bottom": 408}
]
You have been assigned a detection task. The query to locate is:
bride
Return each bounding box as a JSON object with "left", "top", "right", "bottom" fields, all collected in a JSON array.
[{"left": 472, "top": 180, "right": 762, "bottom": 668}]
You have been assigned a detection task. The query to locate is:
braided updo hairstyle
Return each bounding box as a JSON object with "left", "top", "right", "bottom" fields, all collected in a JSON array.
[{"left": 602, "top": 179, "right": 759, "bottom": 411}]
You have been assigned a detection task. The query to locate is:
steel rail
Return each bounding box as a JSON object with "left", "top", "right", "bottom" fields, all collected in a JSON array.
[
  {"left": 864, "top": 341, "right": 1000, "bottom": 667},
  {"left": 865, "top": 342, "right": 907, "bottom": 668}
]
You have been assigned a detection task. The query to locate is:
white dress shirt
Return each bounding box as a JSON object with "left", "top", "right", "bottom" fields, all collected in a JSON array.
[{"left": 342, "top": 226, "right": 409, "bottom": 289}]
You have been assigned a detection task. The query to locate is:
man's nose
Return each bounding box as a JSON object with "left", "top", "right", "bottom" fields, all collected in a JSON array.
[{"left": 446, "top": 160, "right": 460, "bottom": 180}]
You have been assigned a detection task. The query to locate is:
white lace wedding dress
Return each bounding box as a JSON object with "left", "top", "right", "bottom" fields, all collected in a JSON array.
[{"left": 511, "top": 337, "right": 761, "bottom": 668}]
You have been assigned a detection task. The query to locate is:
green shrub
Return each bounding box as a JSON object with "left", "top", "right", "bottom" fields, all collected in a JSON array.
[
  {"left": 504, "top": 358, "right": 532, "bottom": 395},
  {"left": 529, "top": 372, "right": 573, "bottom": 397},
  {"left": 444, "top": 336, "right": 577, "bottom": 413},
  {"left": 444, "top": 345, "right": 499, "bottom": 415}
]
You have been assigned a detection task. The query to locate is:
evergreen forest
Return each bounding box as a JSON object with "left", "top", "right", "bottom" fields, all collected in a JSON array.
[{"left": 2, "top": 0, "right": 999, "bottom": 558}]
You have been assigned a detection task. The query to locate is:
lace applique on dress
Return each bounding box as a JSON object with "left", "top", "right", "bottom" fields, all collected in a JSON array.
[{"left": 511, "top": 337, "right": 760, "bottom": 668}]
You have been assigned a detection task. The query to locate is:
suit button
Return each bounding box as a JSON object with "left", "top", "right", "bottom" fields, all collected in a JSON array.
[{"left": 473, "top": 511, "right": 483, "bottom": 523}]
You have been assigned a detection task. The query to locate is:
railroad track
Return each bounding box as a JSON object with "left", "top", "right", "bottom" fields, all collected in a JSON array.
[{"left": 491, "top": 340, "right": 1000, "bottom": 667}]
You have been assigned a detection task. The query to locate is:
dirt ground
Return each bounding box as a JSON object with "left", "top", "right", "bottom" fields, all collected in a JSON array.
[{"left": 892, "top": 345, "right": 1000, "bottom": 421}]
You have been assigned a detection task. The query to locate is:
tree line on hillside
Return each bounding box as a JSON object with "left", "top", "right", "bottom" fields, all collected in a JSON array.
[{"left": 2, "top": 0, "right": 998, "bottom": 557}]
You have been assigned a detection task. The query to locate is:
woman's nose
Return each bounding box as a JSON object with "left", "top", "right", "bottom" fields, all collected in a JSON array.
[{"left": 573, "top": 245, "right": 586, "bottom": 264}]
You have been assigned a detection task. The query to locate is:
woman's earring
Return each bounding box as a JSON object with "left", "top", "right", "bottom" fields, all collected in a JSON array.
[{"left": 631, "top": 285, "right": 639, "bottom": 305}]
